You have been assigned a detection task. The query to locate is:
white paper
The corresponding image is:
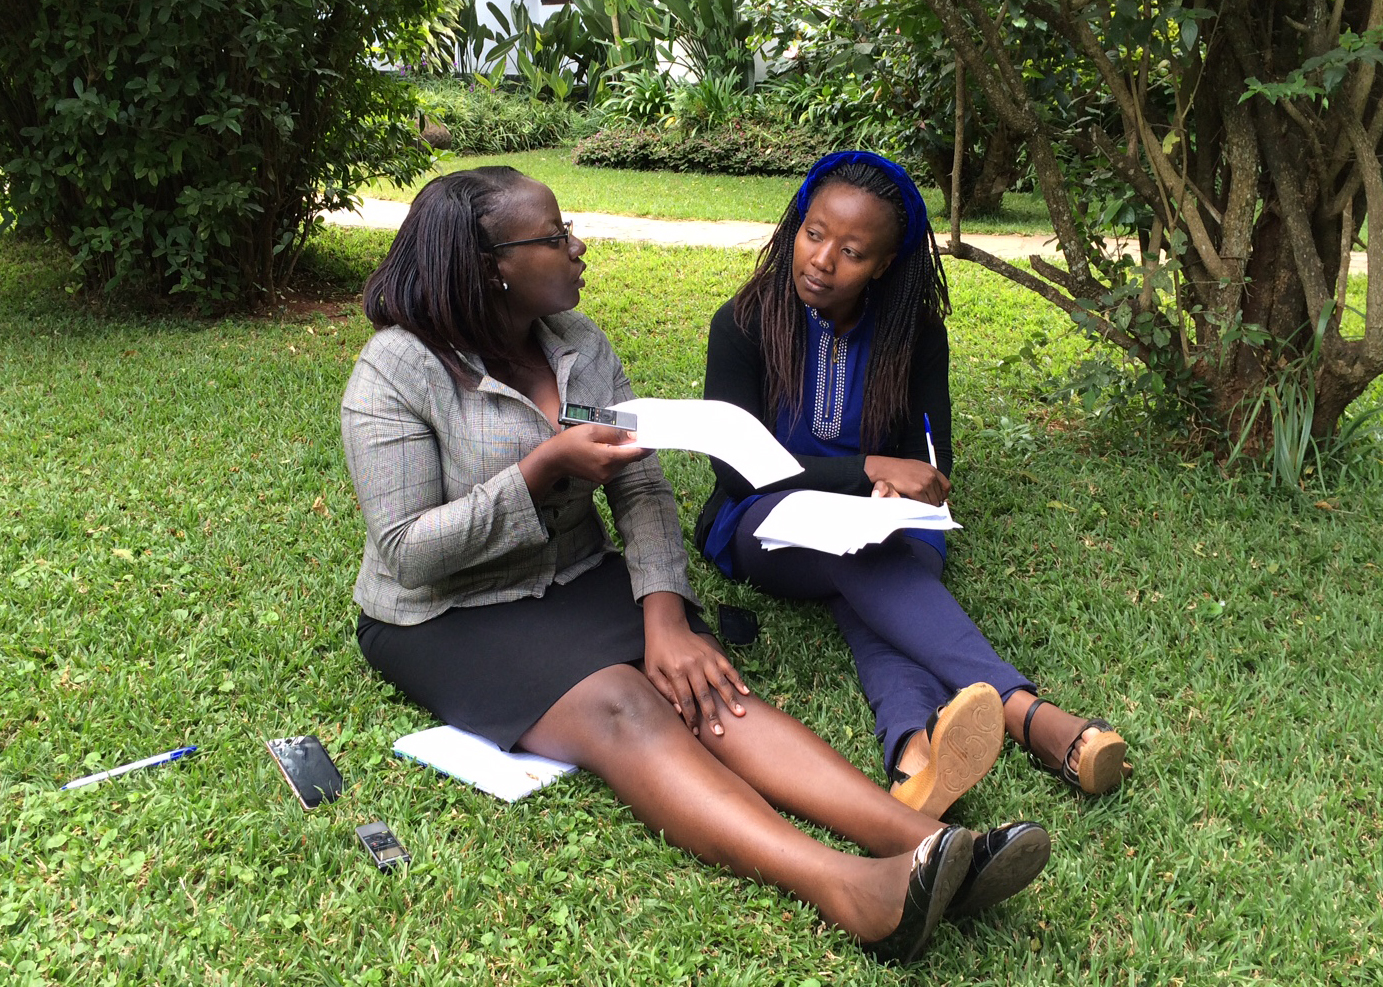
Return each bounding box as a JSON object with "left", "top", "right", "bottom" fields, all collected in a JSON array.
[
  {"left": 609, "top": 398, "right": 803, "bottom": 489},
  {"left": 753, "top": 490, "right": 961, "bottom": 555},
  {"left": 393, "top": 725, "right": 578, "bottom": 803}
]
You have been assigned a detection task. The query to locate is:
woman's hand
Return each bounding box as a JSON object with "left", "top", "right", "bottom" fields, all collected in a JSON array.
[
  {"left": 641, "top": 592, "right": 751, "bottom": 737},
  {"left": 521, "top": 423, "right": 652, "bottom": 496},
  {"left": 864, "top": 455, "right": 951, "bottom": 506}
]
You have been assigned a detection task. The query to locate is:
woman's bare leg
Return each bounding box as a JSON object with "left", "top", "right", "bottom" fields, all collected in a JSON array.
[
  {"left": 518, "top": 664, "right": 933, "bottom": 941},
  {"left": 693, "top": 691, "right": 944, "bottom": 858}
]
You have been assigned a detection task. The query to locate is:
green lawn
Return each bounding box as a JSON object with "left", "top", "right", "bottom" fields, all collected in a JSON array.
[
  {"left": 2, "top": 228, "right": 1381, "bottom": 986},
  {"left": 365, "top": 149, "right": 1055, "bottom": 235}
]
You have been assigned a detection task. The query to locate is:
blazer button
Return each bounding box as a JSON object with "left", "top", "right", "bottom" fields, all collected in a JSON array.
[{"left": 553, "top": 477, "right": 571, "bottom": 492}]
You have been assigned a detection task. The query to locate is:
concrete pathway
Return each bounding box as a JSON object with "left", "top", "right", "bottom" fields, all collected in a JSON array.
[
  {"left": 322, "top": 196, "right": 1063, "bottom": 259},
  {"left": 323, "top": 196, "right": 1368, "bottom": 270}
]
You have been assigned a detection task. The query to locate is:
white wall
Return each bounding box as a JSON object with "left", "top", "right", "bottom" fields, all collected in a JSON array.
[{"left": 466, "top": 0, "right": 564, "bottom": 75}]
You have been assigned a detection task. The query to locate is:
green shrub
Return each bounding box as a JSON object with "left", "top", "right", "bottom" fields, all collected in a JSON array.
[
  {"left": 592, "top": 70, "right": 676, "bottom": 128},
  {"left": 667, "top": 73, "right": 754, "bottom": 135},
  {"left": 411, "top": 78, "right": 589, "bottom": 153},
  {"left": 0, "top": 0, "right": 438, "bottom": 308},
  {"left": 572, "top": 120, "right": 840, "bottom": 176}
]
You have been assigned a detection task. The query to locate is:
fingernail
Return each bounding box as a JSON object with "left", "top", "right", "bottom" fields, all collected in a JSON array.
[
  {"left": 712, "top": 724, "right": 724, "bottom": 735},
  {"left": 734, "top": 705, "right": 744, "bottom": 715}
]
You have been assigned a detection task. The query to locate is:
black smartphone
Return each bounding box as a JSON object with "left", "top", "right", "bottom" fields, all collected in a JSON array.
[
  {"left": 718, "top": 604, "right": 759, "bottom": 646},
  {"left": 266, "top": 735, "right": 344, "bottom": 809},
  {"left": 356, "top": 821, "right": 411, "bottom": 871},
  {"left": 558, "top": 402, "right": 637, "bottom": 431}
]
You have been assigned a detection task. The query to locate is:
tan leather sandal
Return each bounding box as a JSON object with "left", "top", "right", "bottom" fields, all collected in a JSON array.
[
  {"left": 892, "top": 683, "right": 1004, "bottom": 817},
  {"left": 1021, "top": 697, "right": 1131, "bottom": 795}
]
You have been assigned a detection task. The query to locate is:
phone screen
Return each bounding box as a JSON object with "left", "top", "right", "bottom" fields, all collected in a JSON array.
[
  {"left": 561, "top": 403, "right": 599, "bottom": 424},
  {"left": 267, "top": 736, "right": 343, "bottom": 809},
  {"left": 560, "top": 403, "right": 637, "bottom": 431}
]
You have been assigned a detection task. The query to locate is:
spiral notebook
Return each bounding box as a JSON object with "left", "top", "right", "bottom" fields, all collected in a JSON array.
[{"left": 393, "top": 725, "right": 578, "bottom": 802}]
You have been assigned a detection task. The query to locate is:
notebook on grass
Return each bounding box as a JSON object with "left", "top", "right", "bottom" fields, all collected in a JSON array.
[{"left": 393, "top": 725, "right": 578, "bottom": 802}]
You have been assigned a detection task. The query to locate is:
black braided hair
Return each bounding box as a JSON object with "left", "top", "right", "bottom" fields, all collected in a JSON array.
[
  {"left": 734, "top": 161, "right": 950, "bottom": 450},
  {"left": 363, "top": 166, "right": 529, "bottom": 383}
]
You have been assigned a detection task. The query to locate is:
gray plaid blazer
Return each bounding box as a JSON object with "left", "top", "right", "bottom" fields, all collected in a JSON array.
[{"left": 341, "top": 311, "right": 697, "bottom": 626}]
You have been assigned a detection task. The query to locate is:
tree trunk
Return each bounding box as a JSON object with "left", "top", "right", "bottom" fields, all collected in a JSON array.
[{"left": 917, "top": 0, "right": 1383, "bottom": 450}]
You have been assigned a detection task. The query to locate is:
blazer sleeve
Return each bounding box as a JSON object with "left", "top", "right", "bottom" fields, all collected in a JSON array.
[
  {"left": 340, "top": 333, "right": 547, "bottom": 591},
  {"left": 702, "top": 300, "right": 873, "bottom": 500},
  {"left": 588, "top": 332, "right": 699, "bottom": 606}
]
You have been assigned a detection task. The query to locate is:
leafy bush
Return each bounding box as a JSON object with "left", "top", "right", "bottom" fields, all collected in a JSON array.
[
  {"left": 659, "top": 0, "right": 755, "bottom": 87},
  {"left": 755, "top": 71, "right": 911, "bottom": 155},
  {"left": 572, "top": 120, "right": 840, "bottom": 176},
  {"left": 411, "top": 78, "right": 589, "bottom": 153},
  {"left": 0, "top": 0, "right": 438, "bottom": 307},
  {"left": 668, "top": 74, "right": 755, "bottom": 135},
  {"left": 594, "top": 70, "right": 676, "bottom": 127}
]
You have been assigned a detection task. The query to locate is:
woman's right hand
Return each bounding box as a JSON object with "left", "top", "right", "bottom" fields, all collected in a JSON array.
[
  {"left": 864, "top": 454, "right": 952, "bottom": 505},
  {"left": 521, "top": 424, "right": 653, "bottom": 495}
]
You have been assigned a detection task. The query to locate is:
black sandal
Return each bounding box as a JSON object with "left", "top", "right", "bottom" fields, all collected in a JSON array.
[{"left": 1021, "top": 697, "right": 1130, "bottom": 795}]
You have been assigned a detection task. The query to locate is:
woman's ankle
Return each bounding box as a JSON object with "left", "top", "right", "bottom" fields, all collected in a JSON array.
[{"left": 893, "top": 729, "right": 930, "bottom": 780}]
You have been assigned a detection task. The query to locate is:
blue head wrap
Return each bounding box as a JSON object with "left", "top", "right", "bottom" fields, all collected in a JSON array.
[{"left": 795, "top": 151, "right": 930, "bottom": 258}]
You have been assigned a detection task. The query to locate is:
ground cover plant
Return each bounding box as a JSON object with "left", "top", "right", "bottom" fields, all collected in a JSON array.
[
  {"left": 410, "top": 78, "right": 588, "bottom": 154},
  {"left": 367, "top": 149, "right": 1054, "bottom": 233},
  {"left": 2, "top": 227, "right": 1381, "bottom": 985}
]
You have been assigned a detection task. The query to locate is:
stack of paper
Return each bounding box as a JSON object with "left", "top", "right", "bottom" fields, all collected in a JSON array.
[
  {"left": 610, "top": 398, "right": 803, "bottom": 490},
  {"left": 754, "top": 490, "right": 961, "bottom": 555},
  {"left": 394, "top": 725, "right": 578, "bottom": 803}
]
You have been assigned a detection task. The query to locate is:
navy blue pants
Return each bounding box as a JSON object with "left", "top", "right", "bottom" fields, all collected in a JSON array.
[{"left": 732, "top": 491, "right": 1035, "bottom": 773}]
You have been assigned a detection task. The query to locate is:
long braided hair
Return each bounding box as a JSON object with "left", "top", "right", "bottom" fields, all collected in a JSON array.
[{"left": 733, "top": 154, "right": 950, "bottom": 451}]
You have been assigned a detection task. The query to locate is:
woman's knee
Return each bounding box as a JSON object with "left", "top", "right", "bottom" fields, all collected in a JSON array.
[
  {"left": 523, "top": 664, "right": 682, "bottom": 763},
  {"left": 570, "top": 664, "right": 681, "bottom": 747}
]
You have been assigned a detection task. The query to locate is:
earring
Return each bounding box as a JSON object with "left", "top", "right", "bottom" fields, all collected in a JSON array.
[{"left": 502, "top": 281, "right": 509, "bottom": 291}]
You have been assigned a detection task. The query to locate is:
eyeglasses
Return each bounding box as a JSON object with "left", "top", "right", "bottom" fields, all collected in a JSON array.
[{"left": 491, "top": 220, "right": 574, "bottom": 250}]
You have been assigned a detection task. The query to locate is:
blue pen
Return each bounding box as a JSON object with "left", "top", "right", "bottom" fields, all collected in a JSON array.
[
  {"left": 923, "top": 413, "right": 937, "bottom": 468},
  {"left": 61, "top": 745, "right": 197, "bottom": 790}
]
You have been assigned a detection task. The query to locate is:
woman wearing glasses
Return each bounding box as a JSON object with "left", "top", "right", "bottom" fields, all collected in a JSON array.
[{"left": 341, "top": 168, "right": 1051, "bottom": 963}]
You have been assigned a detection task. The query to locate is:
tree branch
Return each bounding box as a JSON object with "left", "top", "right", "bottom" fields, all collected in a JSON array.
[
  {"left": 1253, "top": 100, "right": 1333, "bottom": 321},
  {"left": 928, "top": 0, "right": 1098, "bottom": 288},
  {"left": 1062, "top": 5, "right": 1228, "bottom": 280},
  {"left": 1341, "top": 116, "right": 1383, "bottom": 369},
  {"left": 941, "top": 238, "right": 1149, "bottom": 361}
]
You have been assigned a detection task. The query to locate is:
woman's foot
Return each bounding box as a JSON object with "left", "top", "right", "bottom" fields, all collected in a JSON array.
[
  {"left": 891, "top": 683, "right": 1005, "bottom": 817},
  {"left": 863, "top": 825, "right": 973, "bottom": 964},
  {"left": 1007, "top": 693, "right": 1131, "bottom": 795}
]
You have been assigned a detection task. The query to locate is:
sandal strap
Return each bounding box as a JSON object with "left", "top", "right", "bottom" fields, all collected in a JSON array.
[
  {"left": 1055, "top": 717, "right": 1115, "bottom": 787},
  {"left": 1023, "top": 698, "right": 1092, "bottom": 786},
  {"left": 1021, "top": 697, "right": 1051, "bottom": 772},
  {"left": 889, "top": 727, "right": 921, "bottom": 784}
]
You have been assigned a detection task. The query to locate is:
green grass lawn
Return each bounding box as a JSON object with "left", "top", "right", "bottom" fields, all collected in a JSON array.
[
  {"left": 2, "top": 228, "right": 1382, "bottom": 986},
  {"left": 365, "top": 149, "right": 1055, "bottom": 235}
]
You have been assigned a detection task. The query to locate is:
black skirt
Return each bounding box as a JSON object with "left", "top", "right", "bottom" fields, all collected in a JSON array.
[{"left": 357, "top": 554, "right": 710, "bottom": 751}]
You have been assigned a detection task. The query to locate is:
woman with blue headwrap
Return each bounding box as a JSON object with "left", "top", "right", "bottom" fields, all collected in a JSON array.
[{"left": 696, "top": 151, "right": 1132, "bottom": 809}]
